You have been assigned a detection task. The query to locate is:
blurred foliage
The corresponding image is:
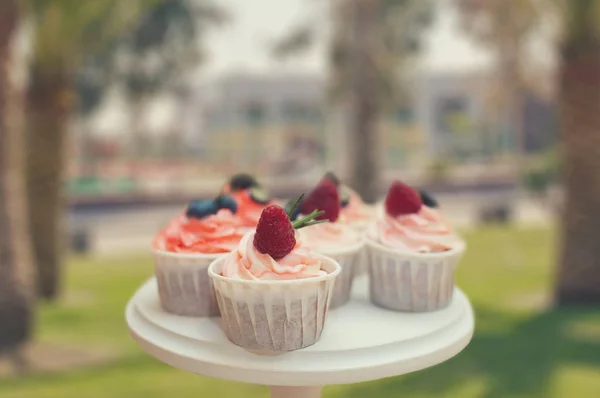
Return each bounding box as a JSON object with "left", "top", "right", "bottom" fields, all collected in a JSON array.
[
  {"left": 272, "top": 0, "right": 434, "bottom": 107},
  {"left": 77, "top": 0, "right": 228, "bottom": 115},
  {"left": 28, "top": 0, "right": 159, "bottom": 72},
  {"left": 456, "top": 0, "right": 543, "bottom": 128},
  {"left": 556, "top": 0, "right": 600, "bottom": 42},
  {"left": 524, "top": 148, "right": 561, "bottom": 195}
]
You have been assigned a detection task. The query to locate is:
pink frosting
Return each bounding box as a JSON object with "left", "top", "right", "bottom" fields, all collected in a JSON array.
[
  {"left": 299, "top": 221, "right": 360, "bottom": 252},
  {"left": 221, "top": 184, "right": 274, "bottom": 227},
  {"left": 152, "top": 210, "right": 247, "bottom": 254},
  {"left": 221, "top": 232, "right": 326, "bottom": 280},
  {"left": 369, "top": 206, "right": 460, "bottom": 253},
  {"left": 340, "top": 187, "right": 373, "bottom": 225}
]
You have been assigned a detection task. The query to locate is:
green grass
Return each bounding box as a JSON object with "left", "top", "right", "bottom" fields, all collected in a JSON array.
[{"left": 1, "top": 226, "right": 600, "bottom": 398}]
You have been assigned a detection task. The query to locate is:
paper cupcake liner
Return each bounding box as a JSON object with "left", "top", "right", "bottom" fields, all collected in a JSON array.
[
  {"left": 318, "top": 240, "right": 364, "bottom": 309},
  {"left": 347, "top": 221, "right": 370, "bottom": 277},
  {"left": 354, "top": 249, "right": 369, "bottom": 276},
  {"left": 365, "top": 237, "right": 465, "bottom": 312},
  {"left": 153, "top": 250, "right": 223, "bottom": 317},
  {"left": 208, "top": 255, "right": 341, "bottom": 354}
]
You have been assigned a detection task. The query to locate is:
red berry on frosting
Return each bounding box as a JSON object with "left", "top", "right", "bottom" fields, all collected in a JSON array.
[
  {"left": 385, "top": 180, "right": 422, "bottom": 217},
  {"left": 254, "top": 205, "right": 297, "bottom": 259},
  {"left": 300, "top": 178, "right": 340, "bottom": 222}
]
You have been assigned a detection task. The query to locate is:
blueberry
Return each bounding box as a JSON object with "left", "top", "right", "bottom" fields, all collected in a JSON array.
[
  {"left": 186, "top": 199, "right": 218, "bottom": 219},
  {"left": 340, "top": 186, "right": 351, "bottom": 208},
  {"left": 420, "top": 190, "right": 439, "bottom": 208},
  {"left": 229, "top": 173, "right": 259, "bottom": 191},
  {"left": 285, "top": 198, "right": 302, "bottom": 221},
  {"left": 214, "top": 195, "right": 238, "bottom": 214},
  {"left": 324, "top": 171, "right": 340, "bottom": 186},
  {"left": 249, "top": 187, "right": 271, "bottom": 205}
]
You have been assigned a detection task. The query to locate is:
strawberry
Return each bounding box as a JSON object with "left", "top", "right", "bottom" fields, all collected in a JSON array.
[
  {"left": 254, "top": 198, "right": 325, "bottom": 259},
  {"left": 385, "top": 180, "right": 422, "bottom": 217},
  {"left": 300, "top": 178, "right": 340, "bottom": 222}
]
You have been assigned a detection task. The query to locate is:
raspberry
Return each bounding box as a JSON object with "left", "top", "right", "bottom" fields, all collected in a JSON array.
[
  {"left": 300, "top": 178, "right": 340, "bottom": 222},
  {"left": 254, "top": 205, "right": 296, "bottom": 259},
  {"left": 385, "top": 180, "right": 422, "bottom": 217}
]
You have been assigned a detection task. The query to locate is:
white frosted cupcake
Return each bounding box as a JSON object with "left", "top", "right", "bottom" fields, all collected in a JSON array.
[
  {"left": 209, "top": 203, "right": 341, "bottom": 354},
  {"left": 152, "top": 196, "right": 245, "bottom": 317},
  {"left": 365, "top": 181, "right": 465, "bottom": 312},
  {"left": 296, "top": 176, "right": 363, "bottom": 308}
]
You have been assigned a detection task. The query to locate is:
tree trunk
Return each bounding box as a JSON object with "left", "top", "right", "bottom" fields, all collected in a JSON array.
[
  {"left": 348, "top": 0, "right": 382, "bottom": 204},
  {"left": 556, "top": 31, "right": 600, "bottom": 304},
  {"left": 129, "top": 98, "right": 148, "bottom": 182},
  {"left": 26, "top": 67, "right": 70, "bottom": 300},
  {"left": 0, "top": 0, "right": 35, "bottom": 358}
]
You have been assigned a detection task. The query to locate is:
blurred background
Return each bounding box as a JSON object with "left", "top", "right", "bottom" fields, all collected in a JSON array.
[{"left": 0, "top": 0, "right": 599, "bottom": 397}]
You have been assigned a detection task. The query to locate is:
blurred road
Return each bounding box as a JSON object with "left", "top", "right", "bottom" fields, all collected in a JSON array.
[{"left": 71, "top": 193, "right": 554, "bottom": 255}]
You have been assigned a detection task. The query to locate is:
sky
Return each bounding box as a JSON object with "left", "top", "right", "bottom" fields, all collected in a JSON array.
[
  {"left": 91, "top": 0, "right": 492, "bottom": 136},
  {"left": 201, "top": 0, "right": 491, "bottom": 77}
]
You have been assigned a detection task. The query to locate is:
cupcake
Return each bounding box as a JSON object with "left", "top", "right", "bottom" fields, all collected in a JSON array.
[
  {"left": 209, "top": 202, "right": 341, "bottom": 354},
  {"left": 152, "top": 195, "right": 245, "bottom": 316},
  {"left": 365, "top": 181, "right": 465, "bottom": 312},
  {"left": 221, "top": 173, "right": 274, "bottom": 227},
  {"left": 294, "top": 176, "right": 363, "bottom": 308},
  {"left": 320, "top": 172, "right": 373, "bottom": 277}
]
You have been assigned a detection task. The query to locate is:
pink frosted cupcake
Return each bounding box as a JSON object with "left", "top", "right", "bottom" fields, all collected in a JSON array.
[
  {"left": 317, "top": 173, "right": 373, "bottom": 277},
  {"left": 365, "top": 181, "right": 465, "bottom": 312},
  {"left": 152, "top": 196, "right": 246, "bottom": 317},
  {"left": 340, "top": 187, "right": 375, "bottom": 230},
  {"left": 320, "top": 172, "right": 374, "bottom": 231},
  {"left": 209, "top": 202, "right": 340, "bottom": 354},
  {"left": 221, "top": 173, "right": 275, "bottom": 228},
  {"left": 296, "top": 176, "right": 363, "bottom": 308}
]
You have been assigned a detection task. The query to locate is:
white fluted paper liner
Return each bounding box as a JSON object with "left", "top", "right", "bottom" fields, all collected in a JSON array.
[
  {"left": 346, "top": 221, "right": 370, "bottom": 277},
  {"left": 316, "top": 239, "right": 364, "bottom": 309},
  {"left": 208, "top": 255, "right": 341, "bottom": 354},
  {"left": 365, "top": 237, "right": 466, "bottom": 312},
  {"left": 153, "top": 250, "right": 224, "bottom": 317}
]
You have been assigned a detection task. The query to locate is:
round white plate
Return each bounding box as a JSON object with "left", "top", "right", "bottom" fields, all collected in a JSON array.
[{"left": 126, "top": 276, "right": 474, "bottom": 386}]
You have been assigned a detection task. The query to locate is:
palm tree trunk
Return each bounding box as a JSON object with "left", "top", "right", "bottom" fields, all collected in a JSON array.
[
  {"left": 129, "top": 98, "right": 148, "bottom": 182},
  {"left": 25, "top": 67, "right": 70, "bottom": 300},
  {"left": 0, "top": 0, "right": 35, "bottom": 359},
  {"left": 556, "top": 6, "right": 600, "bottom": 304},
  {"left": 348, "top": 0, "right": 382, "bottom": 204}
]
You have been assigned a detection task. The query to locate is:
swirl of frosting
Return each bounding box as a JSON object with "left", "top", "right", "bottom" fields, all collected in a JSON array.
[
  {"left": 368, "top": 206, "right": 460, "bottom": 253},
  {"left": 299, "top": 221, "right": 360, "bottom": 252},
  {"left": 221, "top": 232, "right": 326, "bottom": 280},
  {"left": 153, "top": 209, "right": 246, "bottom": 254},
  {"left": 340, "top": 188, "right": 373, "bottom": 224}
]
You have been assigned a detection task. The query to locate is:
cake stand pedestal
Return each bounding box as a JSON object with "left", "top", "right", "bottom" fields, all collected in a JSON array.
[{"left": 126, "top": 276, "right": 474, "bottom": 398}]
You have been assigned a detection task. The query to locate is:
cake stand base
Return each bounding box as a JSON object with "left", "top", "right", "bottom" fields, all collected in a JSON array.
[{"left": 270, "top": 386, "right": 322, "bottom": 398}]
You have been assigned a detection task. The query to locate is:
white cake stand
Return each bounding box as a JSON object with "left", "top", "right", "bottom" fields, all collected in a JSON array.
[{"left": 126, "top": 276, "right": 474, "bottom": 398}]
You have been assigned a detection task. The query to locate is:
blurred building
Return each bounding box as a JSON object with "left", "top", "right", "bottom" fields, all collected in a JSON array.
[
  {"left": 184, "top": 72, "right": 329, "bottom": 176},
  {"left": 179, "top": 70, "right": 559, "bottom": 176}
]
